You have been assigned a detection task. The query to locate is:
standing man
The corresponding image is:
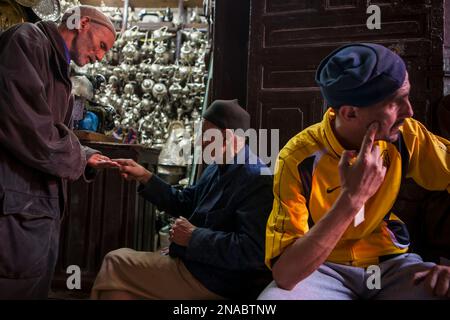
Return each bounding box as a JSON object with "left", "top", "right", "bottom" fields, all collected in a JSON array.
[
  {"left": 259, "top": 43, "right": 450, "bottom": 299},
  {"left": 0, "top": 6, "right": 118, "bottom": 299}
]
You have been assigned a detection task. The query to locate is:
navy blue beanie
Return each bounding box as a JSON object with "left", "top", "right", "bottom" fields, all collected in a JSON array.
[
  {"left": 315, "top": 43, "right": 406, "bottom": 108},
  {"left": 203, "top": 99, "right": 250, "bottom": 131}
]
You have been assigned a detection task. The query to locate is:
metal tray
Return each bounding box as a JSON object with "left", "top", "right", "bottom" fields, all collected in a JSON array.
[{"left": 31, "top": 0, "right": 60, "bottom": 22}]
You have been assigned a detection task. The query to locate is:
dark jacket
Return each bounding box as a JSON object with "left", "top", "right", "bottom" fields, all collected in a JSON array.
[
  {"left": 139, "top": 145, "right": 274, "bottom": 299},
  {"left": 0, "top": 21, "right": 95, "bottom": 219}
]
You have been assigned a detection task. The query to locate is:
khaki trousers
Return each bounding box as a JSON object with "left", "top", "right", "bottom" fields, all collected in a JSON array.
[{"left": 91, "top": 248, "right": 223, "bottom": 300}]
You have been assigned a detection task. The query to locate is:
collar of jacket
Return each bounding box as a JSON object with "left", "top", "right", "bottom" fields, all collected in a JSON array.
[
  {"left": 323, "top": 108, "right": 346, "bottom": 157},
  {"left": 35, "top": 21, "right": 71, "bottom": 87}
]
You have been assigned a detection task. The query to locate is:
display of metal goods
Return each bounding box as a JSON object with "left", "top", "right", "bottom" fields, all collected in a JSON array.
[{"left": 72, "top": 8, "right": 210, "bottom": 150}]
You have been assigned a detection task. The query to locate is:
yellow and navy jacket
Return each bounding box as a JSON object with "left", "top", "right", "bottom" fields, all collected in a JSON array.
[{"left": 265, "top": 109, "right": 450, "bottom": 268}]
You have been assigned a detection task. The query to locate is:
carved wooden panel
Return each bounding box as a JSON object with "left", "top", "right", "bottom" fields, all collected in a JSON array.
[{"left": 248, "top": 0, "right": 444, "bottom": 147}]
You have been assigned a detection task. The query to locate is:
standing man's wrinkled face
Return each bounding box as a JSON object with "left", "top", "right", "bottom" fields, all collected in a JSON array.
[
  {"left": 70, "top": 17, "right": 115, "bottom": 67},
  {"left": 358, "top": 73, "right": 414, "bottom": 142}
]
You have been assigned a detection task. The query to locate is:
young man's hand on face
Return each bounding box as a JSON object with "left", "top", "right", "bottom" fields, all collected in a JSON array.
[
  {"left": 113, "top": 158, "right": 152, "bottom": 184},
  {"left": 338, "top": 121, "right": 387, "bottom": 208}
]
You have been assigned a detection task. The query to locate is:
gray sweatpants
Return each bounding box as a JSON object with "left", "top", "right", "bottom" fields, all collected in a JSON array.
[{"left": 258, "top": 253, "right": 447, "bottom": 300}]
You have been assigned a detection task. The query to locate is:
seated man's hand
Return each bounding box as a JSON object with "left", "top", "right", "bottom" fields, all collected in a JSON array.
[
  {"left": 413, "top": 265, "right": 450, "bottom": 298},
  {"left": 113, "top": 158, "right": 152, "bottom": 184},
  {"left": 169, "top": 217, "right": 196, "bottom": 247},
  {"left": 87, "top": 154, "right": 120, "bottom": 169}
]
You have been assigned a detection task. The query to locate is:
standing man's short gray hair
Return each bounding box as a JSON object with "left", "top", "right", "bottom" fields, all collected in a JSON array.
[{"left": 60, "top": 5, "right": 116, "bottom": 37}]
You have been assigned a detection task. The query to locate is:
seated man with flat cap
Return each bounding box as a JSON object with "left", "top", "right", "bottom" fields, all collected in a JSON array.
[
  {"left": 259, "top": 43, "right": 450, "bottom": 300},
  {"left": 91, "top": 99, "right": 274, "bottom": 299}
]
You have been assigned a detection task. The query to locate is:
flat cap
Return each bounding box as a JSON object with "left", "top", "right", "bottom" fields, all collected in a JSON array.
[{"left": 203, "top": 99, "right": 250, "bottom": 131}]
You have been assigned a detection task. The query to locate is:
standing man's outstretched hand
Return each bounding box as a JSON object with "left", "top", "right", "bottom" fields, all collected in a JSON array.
[{"left": 87, "top": 154, "right": 120, "bottom": 169}]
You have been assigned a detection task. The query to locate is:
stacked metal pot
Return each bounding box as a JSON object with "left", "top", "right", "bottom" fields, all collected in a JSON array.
[{"left": 79, "top": 22, "right": 209, "bottom": 149}]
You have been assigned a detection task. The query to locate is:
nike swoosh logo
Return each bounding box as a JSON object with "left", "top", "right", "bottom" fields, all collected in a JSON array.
[{"left": 326, "top": 186, "right": 341, "bottom": 194}]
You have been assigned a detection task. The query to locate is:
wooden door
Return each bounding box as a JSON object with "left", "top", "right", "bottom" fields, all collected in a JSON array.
[{"left": 247, "top": 0, "right": 445, "bottom": 147}]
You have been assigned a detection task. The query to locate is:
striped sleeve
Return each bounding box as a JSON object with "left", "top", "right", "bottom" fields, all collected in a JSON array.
[
  {"left": 402, "top": 118, "right": 450, "bottom": 193},
  {"left": 264, "top": 153, "right": 311, "bottom": 269}
]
